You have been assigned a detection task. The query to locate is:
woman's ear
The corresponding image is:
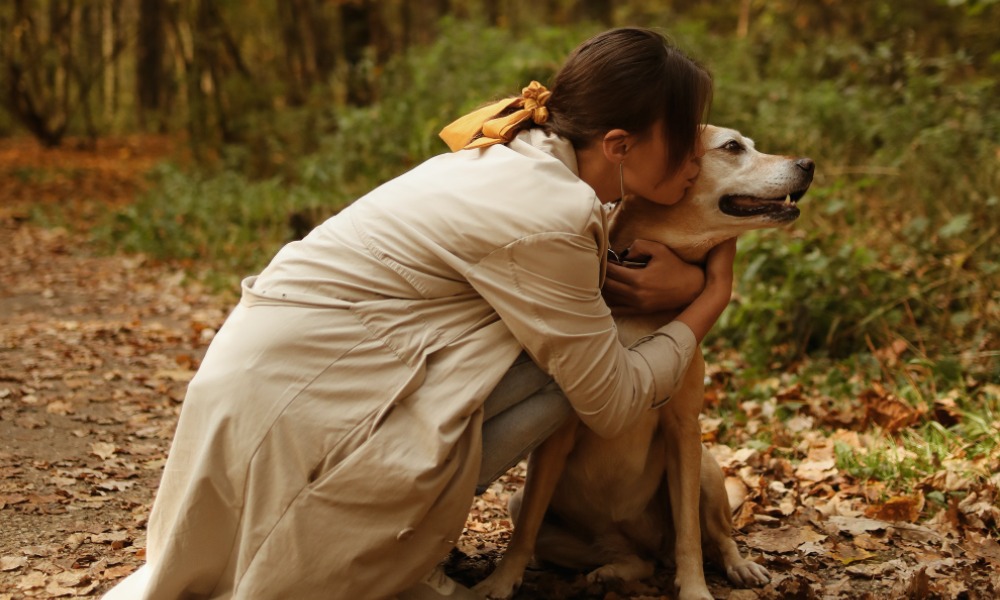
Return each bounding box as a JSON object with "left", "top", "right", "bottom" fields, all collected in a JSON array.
[{"left": 601, "top": 129, "right": 630, "bottom": 163}]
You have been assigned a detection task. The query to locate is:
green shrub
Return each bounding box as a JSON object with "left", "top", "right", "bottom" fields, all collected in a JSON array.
[{"left": 94, "top": 16, "right": 999, "bottom": 382}]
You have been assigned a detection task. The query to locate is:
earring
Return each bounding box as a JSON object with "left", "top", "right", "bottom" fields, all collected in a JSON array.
[{"left": 618, "top": 160, "right": 626, "bottom": 201}]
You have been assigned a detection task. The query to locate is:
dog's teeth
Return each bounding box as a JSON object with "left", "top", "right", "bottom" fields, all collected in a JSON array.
[{"left": 784, "top": 194, "right": 792, "bottom": 206}]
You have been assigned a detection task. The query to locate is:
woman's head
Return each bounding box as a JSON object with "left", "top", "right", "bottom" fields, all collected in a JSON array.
[{"left": 546, "top": 27, "right": 713, "bottom": 177}]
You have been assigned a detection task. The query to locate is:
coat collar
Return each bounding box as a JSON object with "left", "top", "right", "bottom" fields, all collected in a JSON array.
[{"left": 512, "top": 128, "right": 580, "bottom": 177}]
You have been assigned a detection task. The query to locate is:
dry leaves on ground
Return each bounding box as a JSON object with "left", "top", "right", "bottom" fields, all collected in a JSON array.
[{"left": 2, "top": 136, "right": 998, "bottom": 599}]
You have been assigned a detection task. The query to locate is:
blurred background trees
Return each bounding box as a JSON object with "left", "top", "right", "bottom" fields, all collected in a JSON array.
[
  {"left": 4, "top": 0, "right": 996, "bottom": 149},
  {"left": 2, "top": 0, "right": 998, "bottom": 385}
]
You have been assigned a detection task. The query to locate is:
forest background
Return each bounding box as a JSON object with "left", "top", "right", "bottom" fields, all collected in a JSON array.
[{"left": 1, "top": 0, "right": 999, "bottom": 597}]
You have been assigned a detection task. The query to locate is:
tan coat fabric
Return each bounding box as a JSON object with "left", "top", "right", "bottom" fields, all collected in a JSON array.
[{"left": 101, "top": 129, "right": 696, "bottom": 600}]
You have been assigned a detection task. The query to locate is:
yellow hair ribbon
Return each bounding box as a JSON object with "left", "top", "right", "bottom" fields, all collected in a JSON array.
[{"left": 439, "top": 81, "right": 552, "bottom": 152}]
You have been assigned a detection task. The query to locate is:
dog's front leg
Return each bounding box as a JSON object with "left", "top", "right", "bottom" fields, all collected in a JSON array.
[
  {"left": 660, "top": 349, "right": 712, "bottom": 600},
  {"left": 474, "top": 417, "right": 580, "bottom": 599}
]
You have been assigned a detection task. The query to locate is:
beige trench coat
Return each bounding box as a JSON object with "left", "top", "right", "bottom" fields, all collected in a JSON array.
[{"left": 102, "top": 129, "right": 696, "bottom": 600}]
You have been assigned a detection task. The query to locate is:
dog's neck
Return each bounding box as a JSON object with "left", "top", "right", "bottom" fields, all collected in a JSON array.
[{"left": 607, "top": 196, "right": 724, "bottom": 265}]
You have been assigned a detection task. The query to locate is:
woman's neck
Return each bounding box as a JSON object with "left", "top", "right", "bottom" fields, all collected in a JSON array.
[{"left": 575, "top": 144, "right": 619, "bottom": 203}]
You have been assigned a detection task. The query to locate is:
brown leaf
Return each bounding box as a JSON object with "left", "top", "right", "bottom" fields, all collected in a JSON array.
[
  {"left": 831, "top": 544, "right": 876, "bottom": 565},
  {"left": 732, "top": 499, "right": 760, "bottom": 529},
  {"left": 867, "top": 492, "right": 925, "bottom": 523},
  {"left": 745, "top": 525, "right": 827, "bottom": 554},
  {"left": 933, "top": 394, "right": 963, "bottom": 426},
  {"left": 45, "top": 399, "right": 74, "bottom": 415},
  {"left": 965, "top": 532, "right": 1000, "bottom": 565},
  {"left": 16, "top": 570, "right": 46, "bottom": 590},
  {"left": 152, "top": 369, "right": 195, "bottom": 382},
  {"left": 21, "top": 545, "right": 57, "bottom": 558},
  {"left": 861, "top": 388, "right": 925, "bottom": 433},
  {"left": 920, "top": 467, "right": 975, "bottom": 493},
  {"left": 845, "top": 557, "right": 908, "bottom": 578},
  {"left": 103, "top": 564, "right": 136, "bottom": 579},
  {"left": 852, "top": 532, "right": 889, "bottom": 551},
  {"left": 826, "top": 515, "right": 890, "bottom": 536},
  {"left": 0, "top": 494, "right": 29, "bottom": 508},
  {"left": 91, "top": 531, "right": 131, "bottom": 546},
  {"left": 724, "top": 476, "right": 749, "bottom": 512},
  {"left": 794, "top": 458, "right": 837, "bottom": 483},
  {"left": 15, "top": 415, "right": 46, "bottom": 429},
  {"left": 90, "top": 442, "right": 117, "bottom": 460},
  {"left": 96, "top": 479, "right": 135, "bottom": 492},
  {"left": 0, "top": 556, "right": 28, "bottom": 572}
]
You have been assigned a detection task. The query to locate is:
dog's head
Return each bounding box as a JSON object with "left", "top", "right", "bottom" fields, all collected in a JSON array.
[{"left": 608, "top": 125, "right": 814, "bottom": 262}]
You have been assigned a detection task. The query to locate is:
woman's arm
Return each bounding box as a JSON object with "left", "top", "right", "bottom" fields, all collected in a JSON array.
[{"left": 465, "top": 230, "right": 697, "bottom": 438}]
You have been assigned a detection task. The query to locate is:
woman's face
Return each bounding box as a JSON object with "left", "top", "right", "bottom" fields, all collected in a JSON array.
[{"left": 622, "top": 124, "right": 704, "bottom": 206}]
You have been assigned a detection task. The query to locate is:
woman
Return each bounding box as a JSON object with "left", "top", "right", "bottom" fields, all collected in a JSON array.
[{"left": 102, "top": 27, "right": 731, "bottom": 600}]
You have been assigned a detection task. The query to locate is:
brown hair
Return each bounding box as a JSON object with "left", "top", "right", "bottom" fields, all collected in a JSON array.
[{"left": 545, "top": 27, "right": 713, "bottom": 176}]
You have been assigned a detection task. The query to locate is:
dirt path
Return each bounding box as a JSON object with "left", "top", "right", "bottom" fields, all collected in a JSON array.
[
  {"left": 0, "top": 217, "right": 228, "bottom": 597},
  {"left": 0, "top": 136, "right": 226, "bottom": 597},
  {"left": 2, "top": 136, "right": 998, "bottom": 599}
]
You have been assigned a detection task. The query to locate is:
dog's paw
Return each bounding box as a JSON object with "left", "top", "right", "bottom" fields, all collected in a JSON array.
[
  {"left": 725, "top": 559, "right": 770, "bottom": 588},
  {"left": 472, "top": 573, "right": 520, "bottom": 600},
  {"left": 585, "top": 557, "right": 654, "bottom": 585}
]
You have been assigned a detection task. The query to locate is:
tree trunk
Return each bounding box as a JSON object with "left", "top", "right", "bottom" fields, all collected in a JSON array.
[
  {"left": 340, "top": 0, "right": 384, "bottom": 105},
  {"left": 5, "top": 0, "right": 72, "bottom": 146},
  {"left": 102, "top": 0, "right": 115, "bottom": 124},
  {"left": 137, "top": 0, "right": 166, "bottom": 130},
  {"left": 574, "top": 0, "right": 612, "bottom": 25}
]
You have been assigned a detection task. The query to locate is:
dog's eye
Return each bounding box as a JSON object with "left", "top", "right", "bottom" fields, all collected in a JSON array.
[{"left": 721, "top": 140, "right": 744, "bottom": 153}]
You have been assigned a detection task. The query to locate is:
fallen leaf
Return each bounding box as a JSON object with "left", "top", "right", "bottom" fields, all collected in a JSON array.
[
  {"left": 152, "top": 369, "right": 195, "bottom": 382},
  {"left": 798, "top": 540, "right": 828, "bottom": 556},
  {"left": 91, "top": 531, "right": 131, "bottom": 545},
  {"left": 45, "top": 400, "right": 75, "bottom": 415},
  {"left": 90, "top": 442, "right": 117, "bottom": 460},
  {"left": 51, "top": 570, "right": 90, "bottom": 587},
  {"left": 890, "top": 565, "right": 931, "bottom": 597},
  {"left": 861, "top": 388, "right": 924, "bottom": 433},
  {"left": 17, "top": 570, "right": 46, "bottom": 590},
  {"left": 845, "top": 558, "right": 908, "bottom": 578},
  {"left": 866, "top": 494, "right": 924, "bottom": 523},
  {"left": 965, "top": 532, "right": 1000, "bottom": 565},
  {"left": 827, "top": 515, "right": 890, "bottom": 536},
  {"left": 725, "top": 476, "right": 749, "bottom": 511},
  {"left": 21, "top": 545, "right": 56, "bottom": 558},
  {"left": 831, "top": 545, "right": 876, "bottom": 565},
  {"left": 0, "top": 556, "right": 27, "bottom": 572},
  {"left": 44, "top": 581, "right": 78, "bottom": 597},
  {"left": 852, "top": 533, "right": 889, "bottom": 552},
  {"left": 794, "top": 458, "right": 837, "bottom": 483},
  {"left": 15, "top": 415, "right": 46, "bottom": 429},
  {"left": 96, "top": 480, "right": 135, "bottom": 492},
  {"left": 0, "top": 494, "right": 29, "bottom": 508},
  {"left": 103, "top": 564, "right": 136, "bottom": 579},
  {"left": 745, "top": 525, "right": 827, "bottom": 554}
]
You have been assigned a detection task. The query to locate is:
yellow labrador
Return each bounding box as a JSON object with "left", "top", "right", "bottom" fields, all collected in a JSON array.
[{"left": 474, "top": 125, "right": 815, "bottom": 600}]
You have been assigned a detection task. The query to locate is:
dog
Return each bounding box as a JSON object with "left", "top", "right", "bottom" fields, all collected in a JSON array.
[{"left": 473, "top": 125, "right": 815, "bottom": 600}]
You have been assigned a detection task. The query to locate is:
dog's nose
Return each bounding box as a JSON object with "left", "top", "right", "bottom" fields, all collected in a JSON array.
[{"left": 796, "top": 158, "right": 815, "bottom": 173}]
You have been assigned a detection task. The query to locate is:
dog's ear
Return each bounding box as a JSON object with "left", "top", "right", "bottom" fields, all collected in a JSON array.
[{"left": 601, "top": 129, "right": 631, "bottom": 163}]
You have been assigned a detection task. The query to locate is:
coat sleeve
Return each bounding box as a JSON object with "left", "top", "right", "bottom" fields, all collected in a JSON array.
[{"left": 464, "top": 228, "right": 697, "bottom": 438}]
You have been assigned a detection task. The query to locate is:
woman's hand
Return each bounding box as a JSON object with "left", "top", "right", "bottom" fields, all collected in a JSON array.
[{"left": 603, "top": 239, "right": 705, "bottom": 314}]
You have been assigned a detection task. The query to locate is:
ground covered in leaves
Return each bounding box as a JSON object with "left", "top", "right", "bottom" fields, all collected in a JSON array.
[{"left": 1, "top": 137, "right": 999, "bottom": 598}]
